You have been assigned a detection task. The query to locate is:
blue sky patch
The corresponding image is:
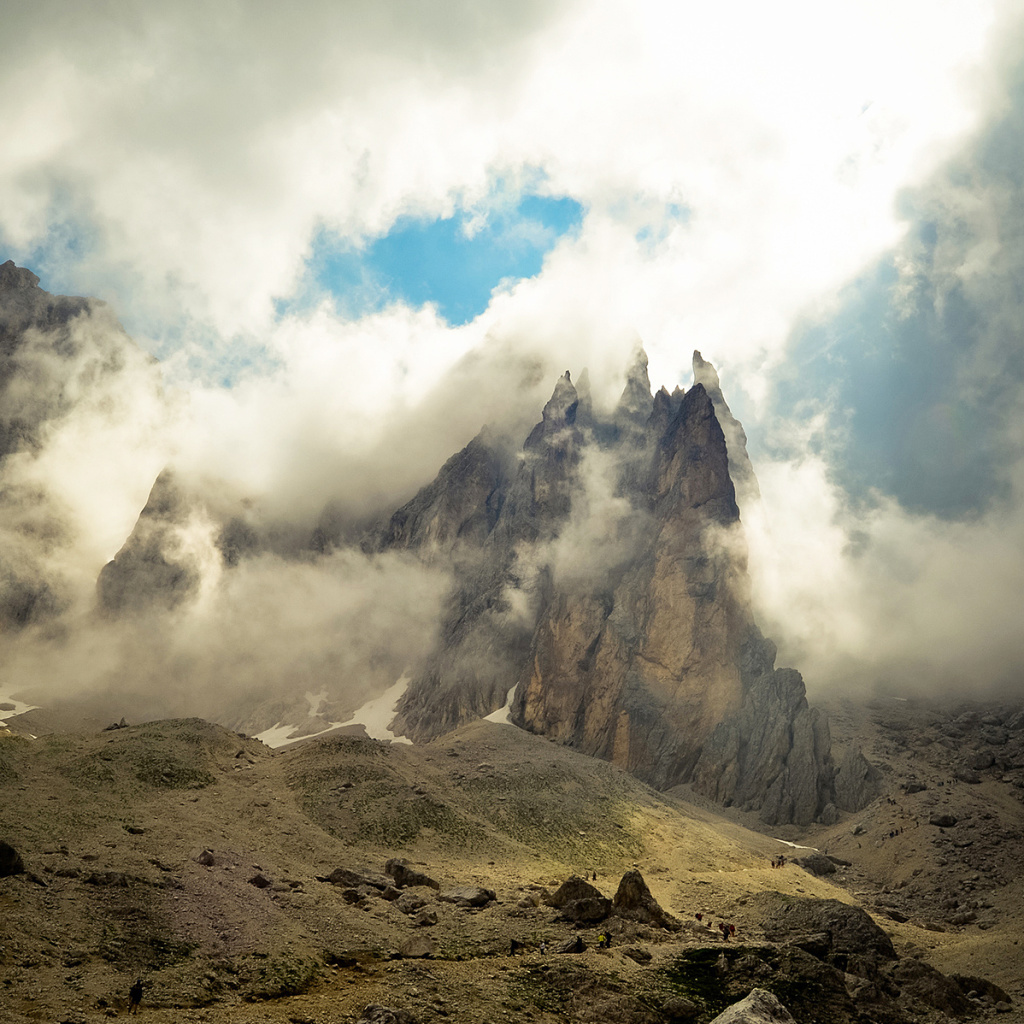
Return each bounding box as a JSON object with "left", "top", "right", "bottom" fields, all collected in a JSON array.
[{"left": 304, "top": 192, "right": 584, "bottom": 325}]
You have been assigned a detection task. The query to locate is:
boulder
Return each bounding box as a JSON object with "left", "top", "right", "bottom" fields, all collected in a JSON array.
[
  {"left": 0, "top": 840, "right": 25, "bottom": 877},
  {"left": 397, "top": 935, "right": 434, "bottom": 959},
  {"left": 787, "top": 932, "right": 831, "bottom": 958},
  {"left": 385, "top": 859, "right": 440, "bottom": 890},
  {"left": 395, "top": 893, "right": 429, "bottom": 915},
  {"left": 795, "top": 853, "right": 836, "bottom": 877},
  {"left": 708, "top": 988, "right": 795, "bottom": 1024},
  {"left": 555, "top": 935, "right": 587, "bottom": 954},
  {"left": 545, "top": 874, "right": 605, "bottom": 907},
  {"left": 621, "top": 946, "right": 653, "bottom": 964},
  {"left": 890, "top": 958, "right": 971, "bottom": 1015},
  {"left": 545, "top": 875, "right": 611, "bottom": 922},
  {"left": 325, "top": 867, "right": 390, "bottom": 890},
  {"left": 662, "top": 996, "right": 699, "bottom": 1020},
  {"left": 929, "top": 813, "right": 958, "bottom": 828},
  {"left": 764, "top": 898, "right": 896, "bottom": 961},
  {"left": 438, "top": 886, "right": 495, "bottom": 908},
  {"left": 611, "top": 870, "right": 680, "bottom": 931},
  {"left": 342, "top": 886, "right": 377, "bottom": 904},
  {"left": 951, "top": 975, "right": 1012, "bottom": 1006},
  {"left": 559, "top": 896, "right": 612, "bottom": 923}
]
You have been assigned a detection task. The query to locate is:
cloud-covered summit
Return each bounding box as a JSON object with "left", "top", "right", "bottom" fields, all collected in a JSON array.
[{"left": 2, "top": 0, "right": 1024, "bottom": 711}]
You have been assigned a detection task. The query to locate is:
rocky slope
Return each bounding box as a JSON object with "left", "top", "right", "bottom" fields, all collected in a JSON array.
[{"left": 1, "top": 710, "right": 1021, "bottom": 1024}]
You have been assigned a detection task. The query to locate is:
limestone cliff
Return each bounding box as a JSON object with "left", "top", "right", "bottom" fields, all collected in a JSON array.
[
  {"left": 381, "top": 349, "right": 848, "bottom": 824},
  {"left": 388, "top": 373, "right": 583, "bottom": 742}
]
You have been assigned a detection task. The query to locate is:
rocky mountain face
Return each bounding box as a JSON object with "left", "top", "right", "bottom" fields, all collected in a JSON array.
[
  {"left": 0, "top": 262, "right": 151, "bottom": 629},
  {"left": 376, "top": 351, "right": 852, "bottom": 825},
  {"left": 0, "top": 263, "right": 868, "bottom": 825},
  {"left": 96, "top": 469, "right": 268, "bottom": 616}
]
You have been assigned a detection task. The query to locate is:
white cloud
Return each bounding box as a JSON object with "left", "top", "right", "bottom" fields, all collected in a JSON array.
[{"left": 2, "top": 0, "right": 1023, "bottom": 711}]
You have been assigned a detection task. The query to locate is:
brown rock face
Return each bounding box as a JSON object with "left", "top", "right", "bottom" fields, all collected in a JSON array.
[
  {"left": 377, "top": 350, "right": 849, "bottom": 823},
  {"left": 515, "top": 383, "right": 748, "bottom": 788}
]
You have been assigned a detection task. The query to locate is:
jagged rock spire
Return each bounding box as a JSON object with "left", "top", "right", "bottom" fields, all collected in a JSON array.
[
  {"left": 525, "top": 370, "right": 579, "bottom": 447},
  {"left": 616, "top": 344, "right": 652, "bottom": 423},
  {"left": 692, "top": 350, "right": 760, "bottom": 506}
]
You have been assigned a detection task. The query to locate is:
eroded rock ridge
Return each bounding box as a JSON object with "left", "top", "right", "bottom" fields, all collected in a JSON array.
[{"left": 377, "top": 350, "right": 849, "bottom": 824}]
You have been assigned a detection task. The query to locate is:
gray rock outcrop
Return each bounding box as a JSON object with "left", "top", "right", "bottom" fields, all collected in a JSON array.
[
  {"left": 611, "top": 869, "right": 679, "bottom": 930},
  {"left": 384, "top": 859, "right": 440, "bottom": 890},
  {"left": 437, "top": 885, "right": 495, "bottom": 908},
  {"left": 545, "top": 875, "right": 611, "bottom": 923},
  {"left": 833, "top": 744, "right": 884, "bottom": 812},
  {"left": 764, "top": 897, "right": 896, "bottom": 961},
  {"left": 708, "top": 989, "right": 795, "bottom": 1024}
]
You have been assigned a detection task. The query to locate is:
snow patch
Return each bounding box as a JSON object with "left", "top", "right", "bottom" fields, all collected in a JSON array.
[
  {"left": 256, "top": 676, "right": 413, "bottom": 748},
  {"left": 772, "top": 838, "right": 819, "bottom": 851},
  {"left": 483, "top": 684, "right": 517, "bottom": 725},
  {"left": 339, "top": 674, "right": 414, "bottom": 744},
  {"left": 0, "top": 691, "right": 39, "bottom": 725}
]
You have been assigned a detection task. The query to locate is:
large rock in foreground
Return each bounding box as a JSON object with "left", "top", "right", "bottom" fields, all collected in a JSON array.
[{"left": 709, "top": 989, "right": 795, "bottom": 1024}]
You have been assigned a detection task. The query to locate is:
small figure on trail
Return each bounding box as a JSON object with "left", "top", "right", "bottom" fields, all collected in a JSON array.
[
  {"left": 729, "top": 924, "right": 736, "bottom": 937},
  {"left": 592, "top": 870, "right": 597, "bottom": 881},
  {"left": 695, "top": 912, "right": 703, "bottom": 922},
  {"left": 719, "top": 922, "right": 729, "bottom": 940},
  {"left": 128, "top": 978, "right": 143, "bottom": 1014},
  {"left": 539, "top": 940, "right": 547, "bottom": 955}
]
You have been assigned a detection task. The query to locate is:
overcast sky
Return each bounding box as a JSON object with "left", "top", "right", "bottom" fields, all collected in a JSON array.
[{"left": 3, "top": 0, "right": 1024, "bottom": 704}]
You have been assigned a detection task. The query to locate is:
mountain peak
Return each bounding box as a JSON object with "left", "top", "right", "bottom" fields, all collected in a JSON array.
[
  {"left": 616, "top": 344, "right": 652, "bottom": 421},
  {"left": 690, "top": 350, "right": 760, "bottom": 505},
  {"left": 528, "top": 370, "right": 579, "bottom": 442},
  {"left": 0, "top": 260, "right": 41, "bottom": 291},
  {"left": 692, "top": 349, "right": 720, "bottom": 391}
]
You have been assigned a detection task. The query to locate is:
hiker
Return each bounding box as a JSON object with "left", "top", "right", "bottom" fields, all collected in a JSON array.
[
  {"left": 128, "top": 978, "right": 143, "bottom": 1015},
  {"left": 695, "top": 912, "right": 703, "bottom": 922},
  {"left": 597, "top": 933, "right": 607, "bottom": 948},
  {"left": 539, "top": 940, "right": 547, "bottom": 955}
]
